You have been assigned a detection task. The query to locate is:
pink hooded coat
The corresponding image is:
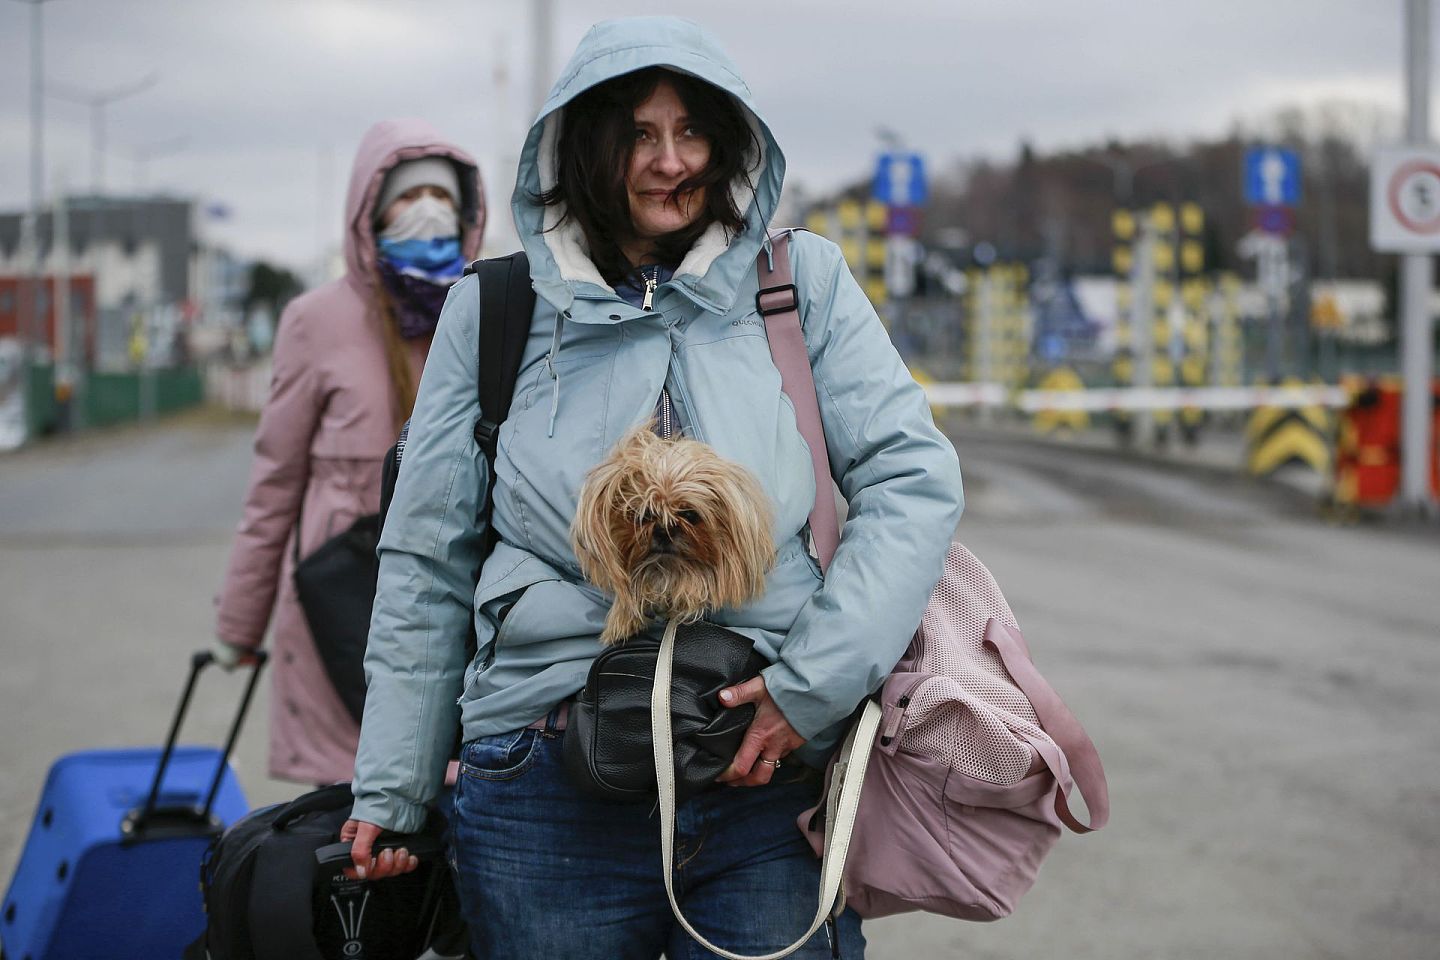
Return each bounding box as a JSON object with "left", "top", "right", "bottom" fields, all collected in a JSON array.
[{"left": 214, "top": 120, "right": 485, "bottom": 784}]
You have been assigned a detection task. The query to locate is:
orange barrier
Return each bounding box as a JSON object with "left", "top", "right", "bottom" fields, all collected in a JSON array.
[{"left": 1334, "top": 376, "right": 1440, "bottom": 509}]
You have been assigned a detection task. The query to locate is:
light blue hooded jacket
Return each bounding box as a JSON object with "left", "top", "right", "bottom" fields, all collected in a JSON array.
[{"left": 351, "top": 17, "right": 963, "bottom": 832}]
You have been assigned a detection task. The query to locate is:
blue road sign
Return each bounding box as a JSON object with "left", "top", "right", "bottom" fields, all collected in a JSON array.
[
  {"left": 1244, "top": 147, "right": 1301, "bottom": 207},
  {"left": 1254, "top": 204, "right": 1295, "bottom": 236},
  {"left": 887, "top": 205, "right": 923, "bottom": 237},
  {"left": 873, "top": 153, "right": 928, "bottom": 206}
]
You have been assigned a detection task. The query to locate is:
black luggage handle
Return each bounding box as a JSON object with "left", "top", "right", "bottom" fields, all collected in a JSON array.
[
  {"left": 126, "top": 649, "right": 268, "bottom": 838},
  {"left": 313, "top": 833, "right": 444, "bottom": 869},
  {"left": 272, "top": 781, "right": 356, "bottom": 830}
]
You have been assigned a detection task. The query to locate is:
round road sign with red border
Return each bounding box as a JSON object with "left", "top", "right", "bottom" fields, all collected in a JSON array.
[{"left": 1386, "top": 159, "right": 1440, "bottom": 235}]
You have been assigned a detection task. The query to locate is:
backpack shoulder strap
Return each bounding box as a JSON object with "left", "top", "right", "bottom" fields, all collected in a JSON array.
[
  {"left": 756, "top": 229, "right": 840, "bottom": 573},
  {"left": 465, "top": 252, "right": 535, "bottom": 463}
]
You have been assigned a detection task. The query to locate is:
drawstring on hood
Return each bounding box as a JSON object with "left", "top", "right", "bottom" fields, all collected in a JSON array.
[{"left": 546, "top": 311, "right": 566, "bottom": 437}]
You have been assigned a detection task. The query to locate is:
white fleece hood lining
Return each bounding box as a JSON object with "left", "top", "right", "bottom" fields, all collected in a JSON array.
[{"left": 535, "top": 102, "right": 768, "bottom": 294}]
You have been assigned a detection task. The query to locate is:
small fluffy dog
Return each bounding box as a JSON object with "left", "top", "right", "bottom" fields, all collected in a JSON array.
[{"left": 572, "top": 425, "right": 775, "bottom": 645}]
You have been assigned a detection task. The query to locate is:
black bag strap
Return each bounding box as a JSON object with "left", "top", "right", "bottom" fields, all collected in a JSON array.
[
  {"left": 379, "top": 421, "right": 406, "bottom": 521},
  {"left": 466, "top": 252, "right": 535, "bottom": 461},
  {"left": 375, "top": 253, "right": 535, "bottom": 529},
  {"left": 464, "top": 252, "right": 535, "bottom": 557}
]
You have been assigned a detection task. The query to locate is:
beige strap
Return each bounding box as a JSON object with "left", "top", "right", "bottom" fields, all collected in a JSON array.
[{"left": 651, "top": 619, "right": 882, "bottom": 960}]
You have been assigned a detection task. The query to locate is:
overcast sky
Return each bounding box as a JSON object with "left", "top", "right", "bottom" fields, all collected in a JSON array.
[{"left": 0, "top": 0, "right": 1413, "bottom": 272}]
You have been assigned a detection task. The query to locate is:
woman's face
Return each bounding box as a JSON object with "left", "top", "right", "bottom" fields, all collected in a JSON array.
[
  {"left": 626, "top": 79, "right": 711, "bottom": 244},
  {"left": 379, "top": 185, "right": 457, "bottom": 229}
]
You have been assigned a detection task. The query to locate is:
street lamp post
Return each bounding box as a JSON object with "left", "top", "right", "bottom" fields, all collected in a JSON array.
[
  {"left": 11, "top": 0, "right": 53, "bottom": 444},
  {"left": 50, "top": 72, "right": 158, "bottom": 195},
  {"left": 1080, "top": 151, "right": 1188, "bottom": 207},
  {"left": 531, "top": 0, "right": 554, "bottom": 119}
]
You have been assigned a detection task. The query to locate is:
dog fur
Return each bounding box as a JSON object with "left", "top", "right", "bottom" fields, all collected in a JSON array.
[{"left": 572, "top": 426, "right": 775, "bottom": 645}]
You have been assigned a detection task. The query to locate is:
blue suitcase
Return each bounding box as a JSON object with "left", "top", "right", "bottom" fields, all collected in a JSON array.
[{"left": 2, "top": 650, "right": 267, "bottom": 960}]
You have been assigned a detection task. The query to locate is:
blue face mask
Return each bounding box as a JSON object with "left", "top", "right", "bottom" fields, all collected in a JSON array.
[{"left": 377, "top": 236, "right": 465, "bottom": 277}]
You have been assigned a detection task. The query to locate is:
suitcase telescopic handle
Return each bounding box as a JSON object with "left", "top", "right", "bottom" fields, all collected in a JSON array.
[{"left": 133, "top": 649, "right": 269, "bottom": 834}]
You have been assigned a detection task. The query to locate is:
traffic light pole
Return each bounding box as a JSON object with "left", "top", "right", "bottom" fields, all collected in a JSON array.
[{"left": 1130, "top": 220, "right": 1156, "bottom": 444}]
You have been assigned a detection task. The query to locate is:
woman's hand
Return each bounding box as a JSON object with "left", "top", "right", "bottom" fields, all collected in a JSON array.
[
  {"left": 340, "top": 819, "right": 419, "bottom": 881},
  {"left": 209, "top": 639, "right": 258, "bottom": 672},
  {"left": 715, "top": 676, "right": 807, "bottom": 788}
]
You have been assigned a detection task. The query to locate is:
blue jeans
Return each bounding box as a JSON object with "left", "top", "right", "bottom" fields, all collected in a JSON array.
[{"left": 448, "top": 715, "right": 866, "bottom": 959}]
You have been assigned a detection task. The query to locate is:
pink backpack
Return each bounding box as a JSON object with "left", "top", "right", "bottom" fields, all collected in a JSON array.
[
  {"left": 761, "top": 230, "right": 1110, "bottom": 922},
  {"left": 647, "top": 234, "right": 1111, "bottom": 960}
]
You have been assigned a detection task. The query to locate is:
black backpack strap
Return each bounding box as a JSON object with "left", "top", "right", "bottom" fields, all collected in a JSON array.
[
  {"left": 463, "top": 253, "right": 535, "bottom": 558},
  {"left": 466, "top": 252, "right": 535, "bottom": 462},
  {"left": 379, "top": 421, "right": 407, "bottom": 522}
]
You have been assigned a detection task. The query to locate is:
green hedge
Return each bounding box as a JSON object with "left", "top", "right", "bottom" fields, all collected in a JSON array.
[
  {"left": 85, "top": 372, "right": 143, "bottom": 426},
  {"left": 85, "top": 368, "right": 206, "bottom": 426},
  {"left": 25, "top": 363, "right": 56, "bottom": 436}
]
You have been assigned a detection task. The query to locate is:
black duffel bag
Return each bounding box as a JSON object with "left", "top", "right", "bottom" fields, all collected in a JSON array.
[
  {"left": 563, "top": 620, "right": 769, "bottom": 803},
  {"left": 292, "top": 511, "right": 380, "bottom": 725},
  {"left": 185, "top": 783, "right": 466, "bottom": 960}
]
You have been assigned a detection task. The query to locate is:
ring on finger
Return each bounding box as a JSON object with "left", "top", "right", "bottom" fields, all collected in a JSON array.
[{"left": 759, "top": 757, "right": 782, "bottom": 768}]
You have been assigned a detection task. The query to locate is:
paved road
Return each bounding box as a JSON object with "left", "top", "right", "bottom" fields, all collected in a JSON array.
[{"left": 1, "top": 412, "right": 1437, "bottom": 959}]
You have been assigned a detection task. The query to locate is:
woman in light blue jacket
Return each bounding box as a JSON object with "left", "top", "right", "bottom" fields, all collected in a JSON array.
[{"left": 344, "top": 17, "right": 962, "bottom": 958}]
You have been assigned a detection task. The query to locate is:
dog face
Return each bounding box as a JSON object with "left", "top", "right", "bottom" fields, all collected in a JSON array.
[{"left": 572, "top": 426, "right": 775, "bottom": 644}]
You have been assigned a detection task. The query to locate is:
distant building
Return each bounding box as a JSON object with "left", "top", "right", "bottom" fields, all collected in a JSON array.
[
  {"left": 0, "top": 196, "right": 245, "bottom": 369},
  {"left": 0, "top": 274, "right": 99, "bottom": 366}
]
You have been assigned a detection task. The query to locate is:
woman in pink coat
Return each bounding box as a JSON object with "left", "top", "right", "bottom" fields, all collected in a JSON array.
[{"left": 213, "top": 119, "right": 485, "bottom": 785}]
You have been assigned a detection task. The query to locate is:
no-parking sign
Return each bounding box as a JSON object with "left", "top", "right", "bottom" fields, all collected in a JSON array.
[{"left": 1371, "top": 144, "right": 1440, "bottom": 251}]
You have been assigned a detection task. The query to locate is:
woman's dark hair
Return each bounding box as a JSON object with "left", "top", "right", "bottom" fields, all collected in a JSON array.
[{"left": 536, "top": 67, "right": 759, "bottom": 284}]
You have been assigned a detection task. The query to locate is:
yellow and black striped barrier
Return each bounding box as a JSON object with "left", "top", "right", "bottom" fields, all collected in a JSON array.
[
  {"left": 1031, "top": 368, "right": 1089, "bottom": 433},
  {"left": 1245, "top": 379, "right": 1335, "bottom": 479}
]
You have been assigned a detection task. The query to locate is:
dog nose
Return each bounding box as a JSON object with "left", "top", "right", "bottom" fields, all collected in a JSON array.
[{"left": 652, "top": 525, "right": 673, "bottom": 547}]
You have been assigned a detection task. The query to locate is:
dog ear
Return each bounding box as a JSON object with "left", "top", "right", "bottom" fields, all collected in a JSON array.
[
  {"left": 571, "top": 451, "right": 631, "bottom": 597},
  {"left": 699, "top": 458, "right": 776, "bottom": 611}
]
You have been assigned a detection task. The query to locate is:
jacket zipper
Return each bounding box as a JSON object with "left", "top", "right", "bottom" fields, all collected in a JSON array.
[
  {"left": 663, "top": 321, "right": 703, "bottom": 443},
  {"left": 658, "top": 388, "right": 676, "bottom": 438}
]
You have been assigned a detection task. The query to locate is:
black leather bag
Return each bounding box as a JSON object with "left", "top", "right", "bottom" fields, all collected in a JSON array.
[
  {"left": 292, "top": 513, "right": 380, "bottom": 724},
  {"left": 563, "top": 621, "right": 769, "bottom": 803}
]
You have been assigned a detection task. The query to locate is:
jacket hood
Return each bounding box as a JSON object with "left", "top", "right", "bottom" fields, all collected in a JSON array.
[
  {"left": 513, "top": 17, "right": 785, "bottom": 316},
  {"left": 343, "top": 118, "right": 486, "bottom": 289}
]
